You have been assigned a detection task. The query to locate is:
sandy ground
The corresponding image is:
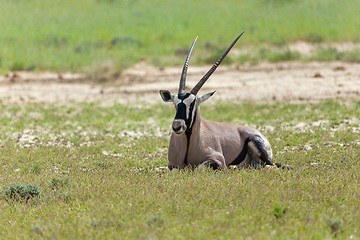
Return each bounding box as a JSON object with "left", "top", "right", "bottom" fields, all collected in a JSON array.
[{"left": 0, "top": 61, "right": 360, "bottom": 105}]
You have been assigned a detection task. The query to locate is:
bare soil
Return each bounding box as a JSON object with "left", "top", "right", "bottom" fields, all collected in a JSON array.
[{"left": 1, "top": 61, "right": 360, "bottom": 105}]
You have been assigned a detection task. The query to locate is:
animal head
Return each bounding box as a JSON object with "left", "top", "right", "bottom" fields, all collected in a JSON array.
[{"left": 160, "top": 31, "right": 245, "bottom": 135}]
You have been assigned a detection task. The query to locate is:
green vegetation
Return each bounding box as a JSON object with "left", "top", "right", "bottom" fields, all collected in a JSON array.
[
  {"left": 238, "top": 47, "right": 360, "bottom": 65},
  {"left": 0, "top": 0, "right": 360, "bottom": 74},
  {"left": 0, "top": 100, "right": 360, "bottom": 238},
  {"left": 1, "top": 183, "right": 43, "bottom": 203},
  {"left": 310, "top": 47, "right": 360, "bottom": 62}
]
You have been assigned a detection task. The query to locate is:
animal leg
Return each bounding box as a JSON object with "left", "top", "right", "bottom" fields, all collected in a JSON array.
[
  {"left": 229, "top": 135, "right": 273, "bottom": 168},
  {"left": 198, "top": 152, "right": 227, "bottom": 170},
  {"left": 237, "top": 154, "right": 261, "bottom": 168},
  {"left": 198, "top": 159, "right": 220, "bottom": 170}
]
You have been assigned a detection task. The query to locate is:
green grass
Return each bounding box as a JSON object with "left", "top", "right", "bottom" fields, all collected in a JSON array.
[
  {"left": 0, "top": 0, "right": 360, "bottom": 73},
  {"left": 238, "top": 47, "right": 360, "bottom": 64},
  {"left": 309, "top": 47, "right": 360, "bottom": 62},
  {"left": 1, "top": 100, "right": 360, "bottom": 238}
]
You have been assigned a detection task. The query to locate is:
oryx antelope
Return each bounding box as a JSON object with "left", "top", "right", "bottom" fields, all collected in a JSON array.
[{"left": 160, "top": 31, "right": 277, "bottom": 170}]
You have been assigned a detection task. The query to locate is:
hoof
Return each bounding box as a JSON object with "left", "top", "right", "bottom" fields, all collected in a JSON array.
[
  {"left": 275, "top": 163, "right": 293, "bottom": 170},
  {"left": 228, "top": 165, "right": 239, "bottom": 170}
]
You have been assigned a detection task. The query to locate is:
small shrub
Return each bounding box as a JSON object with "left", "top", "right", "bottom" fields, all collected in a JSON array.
[
  {"left": 94, "top": 160, "right": 113, "bottom": 169},
  {"left": 43, "top": 35, "right": 68, "bottom": 48},
  {"left": 342, "top": 49, "right": 360, "bottom": 63},
  {"left": 273, "top": 204, "right": 288, "bottom": 219},
  {"left": 86, "top": 217, "right": 117, "bottom": 229},
  {"left": 312, "top": 47, "right": 344, "bottom": 61},
  {"left": 54, "top": 190, "right": 73, "bottom": 203},
  {"left": 324, "top": 216, "right": 343, "bottom": 236},
  {"left": 50, "top": 177, "right": 72, "bottom": 202},
  {"left": 22, "top": 164, "right": 42, "bottom": 174},
  {"left": 32, "top": 222, "right": 45, "bottom": 235},
  {"left": 257, "top": 48, "right": 301, "bottom": 62},
  {"left": 85, "top": 61, "right": 122, "bottom": 83},
  {"left": 146, "top": 214, "right": 165, "bottom": 227},
  {"left": 305, "top": 33, "right": 324, "bottom": 43},
  {"left": 238, "top": 53, "right": 258, "bottom": 65},
  {"left": 2, "top": 183, "right": 43, "bottom": 202},
  {"left": 50, "top": 176, "right": 70, "bottom": 190},
  {"left": 10, "top": 61, "right": 26, "bottom": 71},
  {"left": 32, "top": 164, "right": 41, "bottom": 174},
  {"left": 202, "top": 48, "right": 233, "bottom": 65},
  {"left": 267, "top": 49, "right": 301, "bottom": 62}
]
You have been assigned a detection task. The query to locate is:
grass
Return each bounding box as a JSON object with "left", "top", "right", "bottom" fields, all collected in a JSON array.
[
  {"left": 0, "top": 100, "right": 360, "bottom": 239},
  {"left": 310, "top": 47, "right": 360, "bottom": 62},
  {"left": 238, "top": 47, "right": 360, "bottom": 64},
  {"left": 0, "top": 0, "right": 360, "bottom": 74}
]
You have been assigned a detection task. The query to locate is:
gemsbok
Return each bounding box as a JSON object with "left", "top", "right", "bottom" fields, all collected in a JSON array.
[{"left": 160, "top": 31, "right": 279, "bottom": 170}]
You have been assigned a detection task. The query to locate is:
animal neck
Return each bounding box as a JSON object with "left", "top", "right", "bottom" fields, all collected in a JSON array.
[
  {"left": 170, "top": 106, "right": 202, "bottom": 167},
  {"left": 183, "top": 106, "right": 202, "bottom": 165}
]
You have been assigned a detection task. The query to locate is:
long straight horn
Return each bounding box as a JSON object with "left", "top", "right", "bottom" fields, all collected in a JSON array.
[
  {"left": 190, "top": 31, "right": 245, "bottom": 95},
  {"left": 179, "top": 36, "right": 198, "bottom": 94}
]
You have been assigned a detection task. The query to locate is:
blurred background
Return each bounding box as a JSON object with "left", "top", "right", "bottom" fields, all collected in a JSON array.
[{"left": 0, "top": 0, "right": 359, "bottom": 75}]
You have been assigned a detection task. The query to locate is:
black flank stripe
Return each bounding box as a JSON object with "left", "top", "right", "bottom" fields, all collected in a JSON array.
[
  {"left": 229, "top": 137, "right": 250, "bottom": 166},
  {"left": 184, "top": 111, "right": 197, "bottom": 166}
]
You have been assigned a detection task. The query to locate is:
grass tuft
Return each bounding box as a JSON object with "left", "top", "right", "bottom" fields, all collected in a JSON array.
[
  {"left": 273, "top": 204, "right": 289, "bottom": 219},
  {"left": 50, "top": 176, "right": 70, "bottom": 190},
  {"left": 146, "top": 214, "right": 166, "bottom": 227},
  {"left": 1, "top": 183, "right": 43, "bottom": 203},
  {"left": 324, "top": 216, "right": 343, "bottom": 236},
  {"left": 260, "top": 48, "right": 301, "bottom": 62},
  {"left": 31, "top": 164, "right": 42, "bottom": 175},
  {"left": 304, "top": 33, "right": 324, "bottom": 43}
]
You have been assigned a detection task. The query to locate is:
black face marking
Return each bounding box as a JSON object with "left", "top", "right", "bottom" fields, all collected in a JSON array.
[
  {"left": 178, "top": 93, "right": 191, "bottom": 100},
  {"left": 175, "top": 102, "right": 187, "bottom": 120},
  {"left": 173, "top": 93, "right": 196, "bottom": 130},
  {"left": 184, "top": 111, "right": 197, "bottom": 166},
  {"left": 185, "top": 100, "right": 196, "bottom": 129}
]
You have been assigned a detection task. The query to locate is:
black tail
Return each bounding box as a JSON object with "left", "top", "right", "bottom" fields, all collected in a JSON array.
[{"left": 229, "top": 135, "right": 273, "bottom": 166}]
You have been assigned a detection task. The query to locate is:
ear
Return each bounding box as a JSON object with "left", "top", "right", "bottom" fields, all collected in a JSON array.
[
  {"left": 159, "top": 90, "right": 175, "bottom": 102},
  {"left": 198, "top": 90, "right": 216, "bottom": 105}
]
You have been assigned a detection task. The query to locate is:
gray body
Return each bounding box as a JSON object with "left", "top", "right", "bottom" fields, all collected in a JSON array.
[{"left": 160, "top": 32, "right": 275, "bottom": 170}]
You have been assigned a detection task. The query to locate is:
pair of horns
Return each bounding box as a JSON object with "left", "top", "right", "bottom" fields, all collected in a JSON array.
[{"left": 178, "top": 31, "right": 245, "bottom": 95}]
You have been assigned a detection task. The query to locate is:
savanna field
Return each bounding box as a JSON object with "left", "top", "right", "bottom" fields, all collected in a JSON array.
[{"left": 1, "top": 0, "right": 360, "bottom": 239}]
